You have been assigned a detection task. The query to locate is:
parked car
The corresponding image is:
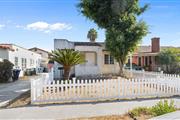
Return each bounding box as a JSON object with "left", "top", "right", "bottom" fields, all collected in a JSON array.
[{"left": 124, "top": 63, "right": 144, "bottom": 71}]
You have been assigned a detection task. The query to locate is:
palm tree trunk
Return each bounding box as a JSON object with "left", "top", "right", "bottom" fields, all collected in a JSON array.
[{"left": 63, "top": 66, "right": 71, "bottom": 80}]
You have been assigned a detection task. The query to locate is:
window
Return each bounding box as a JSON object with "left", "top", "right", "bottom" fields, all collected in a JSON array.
[
  {"left": 104, "top": 54, "right": 114, "bottom": 64},
  {"left": 14, "top": 57, "right": 18, "bottom": 67},
  {"left": 21, "top": 58, "right": 27, "bottom": 70},
  {"left": 30, "top": 59, "right": 34, "bottom": 66},
  {"left": 109, "top": 55, "right": 114, "bottom": 64},
  {"left": 104, "top": 54, "right": 109, "bottom": 64}
]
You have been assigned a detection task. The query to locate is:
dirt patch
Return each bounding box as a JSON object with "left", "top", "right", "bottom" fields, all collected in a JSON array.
[
  {"left": 70, "top": 114, "right": 132, "bottom": 120},
  {"left": 70, "top": 113, "right": 152, "bottom": 120},
  {"left": 4, "top": 90, "right": 31, "bottom": 108}
]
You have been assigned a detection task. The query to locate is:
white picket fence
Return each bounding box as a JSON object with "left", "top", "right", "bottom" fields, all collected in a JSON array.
[
  {"left": 124, "top": 70, "right": 180, "bottom": 79},
  {"left": 31, "top": 73, "right": 180, "bottom": 104}
]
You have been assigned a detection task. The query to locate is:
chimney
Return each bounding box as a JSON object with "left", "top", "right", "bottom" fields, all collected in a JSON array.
[{"left": 151, "top": 37, "right": 160, "bottom": 52}]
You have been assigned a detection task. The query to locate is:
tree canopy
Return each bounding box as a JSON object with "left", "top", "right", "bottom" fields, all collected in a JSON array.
[
  {"left": 78, "top": 0, "right": 149, "bottom": 75},
  {"left": 87, "top": 28, "right": 98, "bottom": 42},
  {"left": 78, "top": 0, "right": 148, "bottom": 29},
  {"left": 158, "top": 48, "right": 180, "bottom": 74}
]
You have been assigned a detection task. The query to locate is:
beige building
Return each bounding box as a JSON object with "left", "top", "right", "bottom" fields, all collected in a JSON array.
[
  {"left": 54, "top": 39, "right": 120, "bottom": 79},
  {"left": 29, "top": 47, "right": 50, "bottom": 72}
]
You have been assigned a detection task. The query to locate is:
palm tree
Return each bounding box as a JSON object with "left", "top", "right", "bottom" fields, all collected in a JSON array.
[
  {"left": 87, "top": 28, "right": 98, "bottom": 42},
  {"left": 51, "top": 49, "right": 85, "bottom": 80}
]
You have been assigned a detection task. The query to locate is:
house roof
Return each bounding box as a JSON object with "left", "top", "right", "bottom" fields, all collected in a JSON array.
[
  {"left": 74, "top": 42, "right": 102, "bottom": 46},
  {"left": 29, "top": 47, "right": 50, "bottom": 54},
  {"left": 0, "top": 44, "right": 14, "bottom": 51}
]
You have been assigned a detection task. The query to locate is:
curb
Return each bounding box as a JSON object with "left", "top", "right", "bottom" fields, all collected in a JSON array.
[{"left": 0, "top": 90, "right": 30, "bottom": 109}]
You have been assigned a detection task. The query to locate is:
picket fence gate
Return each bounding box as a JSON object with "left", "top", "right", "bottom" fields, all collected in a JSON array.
[{"left": 31, "top": 75, "right": 180, "bottom": 104}]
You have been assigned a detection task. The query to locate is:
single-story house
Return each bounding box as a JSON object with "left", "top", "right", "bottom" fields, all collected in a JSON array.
[
  {"left": 54, "top": 37, "right": 179, "bottom": 79},
  {"left": 29, "top": 47, "right": 50, "bottom": 72},
  {"left": 54, "top": 39, "right": 120, "bottom": 79},
  {"left": 0, "top": 44, "right": 42, "bottom": 77}
]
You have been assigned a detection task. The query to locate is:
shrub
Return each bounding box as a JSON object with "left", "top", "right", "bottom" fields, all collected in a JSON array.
[
  {"left": 128, "top": 100, "right": 177, "bottom": 118},
  {"left": 151, "top": 100, "right": 176, "bottom": 116},
  {"left": 0, "top": 59, "right": 14, "bottom": 83},
  {"left": 129, "top": 107, "right": 153, "bottom": 118}
]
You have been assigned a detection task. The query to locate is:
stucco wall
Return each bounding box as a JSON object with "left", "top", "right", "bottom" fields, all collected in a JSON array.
[
  {"left": 0, "top": 48, "right": 9, "bottom": 60},
  {"left": 75, "top": 45, "right": 102, "bottom": 76},
  {"left": 101, "top": 51, "right": 120, "bottom": 74},
  {"left": 30, "top": 49, "right": 49, "bottom": 68},
  {"left": 53, "top": 39, "right": 121, "bottom": 78},
  {"left": 9, "top": 45, "right": 41, "bottom": 76}
]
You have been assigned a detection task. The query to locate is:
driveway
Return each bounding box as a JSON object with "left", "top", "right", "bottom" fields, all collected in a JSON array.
[
  {"left": 0, "top": 80, "right": 30, "bottom": 107},
  {"left": 0, "top": 98, "right": 179, "bottom": 119}
]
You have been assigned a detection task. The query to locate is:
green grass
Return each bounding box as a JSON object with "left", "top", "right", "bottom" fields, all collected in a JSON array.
[{"left": 128, "top": 100, "right": 177, "bottom": 118}]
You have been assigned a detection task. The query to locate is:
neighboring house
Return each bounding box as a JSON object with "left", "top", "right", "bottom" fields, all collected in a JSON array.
[
  {"left": 131, "top": 37, "right": 180, "bottom": 71},
  {"left": 29, "top": 47, "right": 50, "bottom": 72},
  {"left": 0, "top": 44, "right": 41, "bottom": 77}
]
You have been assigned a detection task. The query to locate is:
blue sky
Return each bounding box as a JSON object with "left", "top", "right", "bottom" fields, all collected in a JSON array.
[{"left": 0, "top": 0, "right": 180, "bottom": 51}]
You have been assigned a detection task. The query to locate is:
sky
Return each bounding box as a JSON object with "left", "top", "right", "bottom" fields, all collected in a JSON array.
[{"left": 0, "top": 0, "right": 180, "bottom": 51}]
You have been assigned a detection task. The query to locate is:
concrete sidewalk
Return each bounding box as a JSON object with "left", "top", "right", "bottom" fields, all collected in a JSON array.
[
  {"left": 0, "top": 98, "right": 179, "bottom": 120},
  {"left": 150, "top": 111, "right": 180, "bottom": 120},
  {"left": 0, "top": 80, "right": 30, "bottom": 107}
]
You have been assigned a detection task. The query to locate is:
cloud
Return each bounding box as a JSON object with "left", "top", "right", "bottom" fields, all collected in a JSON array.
[
  {"left": 15, "top": 25, "right": 24, "bottom": 28},
  {"left": 25, "top": 21, "right": 72, "bottom": 33},
  {"left": 0, "top": 24, "right": 5, "bottom": 30}
]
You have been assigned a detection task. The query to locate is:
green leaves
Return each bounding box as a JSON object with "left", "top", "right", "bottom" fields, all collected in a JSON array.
[
  {"left": 151, "top": 100, "right": 176, "bottom": 116},
  {"left": 51, "top": 49, "right": 85, "bottom": 66},
  {"left": 78, "top": 0, "right": 149, "bottom": 29},
  {"left": 0, "top": 59, "right": 14, "bottom": 83},
  {"left": 87, "top": 28, "right": 98, "bottom": 42},
  {"left": 158, "top": 48, "right": 180, "bottom": 73},
  {"left": 159, "top": 48, "right": 180, "bottom": 64},
  {"left": 78, "top": 0, "right": 149, "bottom": 75},
  {"left": 51, "top": 49, "right": 85, "bottom": 80},
  {"left": 128, "top": 100, "right": 177, "bottom": 118}
]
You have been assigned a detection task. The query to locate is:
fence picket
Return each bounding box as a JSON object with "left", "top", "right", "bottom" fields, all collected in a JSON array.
[{"left": 31, "top": 71, "right": 180, "bottom": 104}]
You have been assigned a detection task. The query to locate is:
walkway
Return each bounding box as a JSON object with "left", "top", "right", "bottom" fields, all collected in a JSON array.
[
  {"left": 0, "top": 98, "right": 179, "bottom": 119},
  {"left": 150, "top": 111, "right": 180, "bottom": 120},
  {"left": 0, "top": 80, "right": 30, "bottom": 107}
]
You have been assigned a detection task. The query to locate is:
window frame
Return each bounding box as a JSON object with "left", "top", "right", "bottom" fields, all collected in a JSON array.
[
  {"left": 14, "top": 57, "right": 18, "bottom": 67},
  {"left": 104, "top": 54, "right": 114, "bottom": 65}
]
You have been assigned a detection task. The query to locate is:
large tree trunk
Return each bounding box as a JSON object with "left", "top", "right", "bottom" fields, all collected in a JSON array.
[
  {"left": 118, "top": 59, "right": 124, "bottom": 77},
  {"left": 166, "top": 65, "right": 169, "bottom": 73},
  {"left": 63, "top": 66, "right": 71, "bottom": 80}
]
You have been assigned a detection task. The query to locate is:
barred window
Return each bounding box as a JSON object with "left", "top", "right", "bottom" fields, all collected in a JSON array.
[
  {"left": 104, "top": 54, "right": 114, "bottom": 64},
  {"left": 21, "top": 58, "right": 27, "bottom": 70},
  {"left": 104, "top": 54, "right": 109, "bottom": 64},
  {"left": 15, "top": 57, "right": 18, "bottom": 67},
  {"left": 110, "top": 55, "right": 114, "bottom": 64}
]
